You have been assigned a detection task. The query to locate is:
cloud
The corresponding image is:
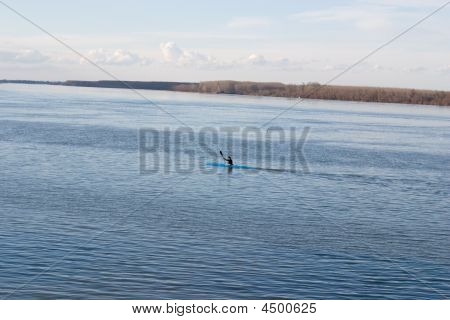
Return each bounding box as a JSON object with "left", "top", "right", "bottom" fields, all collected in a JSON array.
[
  {"left": 316, "top": 61, "right": 431, "bottom": 74},
  {"left": 159, "top": 42, "right": 221, "bottom": 68},
  {"left": 319, "top": 61, "right": 404, "bottom": 73},
  {"left": 247, "top": 53, "right": 266, "bottom": 65},
  {"left": 160, "top": 42, "right": 183, "bottom": 62},
  {"left": 361, "top": 0, "right": 446, "bottom": 8},
  {"left": 402, "top": 66, "right": 426, "bottom": 73},
  {"left": 226, "top": 16, "right": 272, "bottom": 28},
  {"left": 159, "top": 42, "right": 309, "bottom": 71},
  {"left": 290, "top": 5, "right": 398, "bottom": 30},
  {"left": 437, "top": 65, "right": 450, "bottom": 73},
  {"left": 81, "top": 49, "right": 150, "bottom": 66},
  {"left": 0, "top": 49, "right": 48, "bottom": 63},
  {"left": 179, "top": 50, "right": 215, "bottom": 66},
  {"left": 321, "top": 64, "right": 348, "bottom": 71},
  {"left": 238, "top": 54, "right": 307, "bottom": 70}
]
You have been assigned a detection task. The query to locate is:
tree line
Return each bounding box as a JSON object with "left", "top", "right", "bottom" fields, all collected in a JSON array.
[
  {"left": 2, "top": 79, "right": 449, "bottom": 106},
  {"left": 190, "top": 81, "right": 450, "bottom": 106}
]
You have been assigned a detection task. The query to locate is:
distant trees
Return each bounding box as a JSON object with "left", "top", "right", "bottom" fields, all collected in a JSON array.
[
  {"left": 194, "top": 81, "right": 450, "bottom": 106},
  {"left": 3, "top": 79, "right": 447, "bottom": 106}
]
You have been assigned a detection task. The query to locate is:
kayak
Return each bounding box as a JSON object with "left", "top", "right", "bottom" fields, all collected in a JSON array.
[
  {"left": 207, "top": 162, "right": 301, "bottom": 174},
  {"left": 206, "top": 162, "right": 257, "bottom": 170}
]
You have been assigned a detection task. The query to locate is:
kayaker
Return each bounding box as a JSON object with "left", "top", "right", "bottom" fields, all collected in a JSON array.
[{"left": 220, "top": 151, "right": 233, "bottom": 165}]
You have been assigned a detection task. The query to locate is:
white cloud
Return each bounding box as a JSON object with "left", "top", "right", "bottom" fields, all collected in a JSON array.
[
  {"left": 159, "top": 42, "right": 221, "bottom": 68},
  {"left": 241, "top": 55, "right": 307, "bottom": 70},
  {"left": 81, "top": 49, "right": 149, "bottom": 66},
  {"left": 317, "top": 61, "right": 431, "bottom": 74},
  {"left": 160, "top": 42, "right": 183, "bottom": 62},
  {"left": 247, "top": 53, "right": 266, "bottom": 65},
  {"left": 402, "top": 66, "right": 426, "bottom": 73},
  {"left": 226, "top": 16, "right": 272, "bottom": 28},
  {"left": 361, "top": 0, "right": 446, "bottom": 8},
  {"left": 290, "top": 5, "right": 400, "bottom": 30},
  {"left": 0, "top": 49, "right": 48, "bottom": 63},
  {"left": 179, "top": 50, "right": 213, "bottom": 66},
  {"left": 437, "top": 65, "right": 450, "bottom": 73},
  {"left": 159, "top": 42, "right": 309, "bottom": 71},
  {"left": 372, "top": 64, "right": 383, "bottom": 71},
  {"left": 321, "top": 63, "right": 347, "bottom": 71}
]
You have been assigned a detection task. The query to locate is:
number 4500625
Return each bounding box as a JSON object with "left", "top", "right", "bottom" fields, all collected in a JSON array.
[{"left": 262, "top": 302, "right": 316, "bottom": 314}]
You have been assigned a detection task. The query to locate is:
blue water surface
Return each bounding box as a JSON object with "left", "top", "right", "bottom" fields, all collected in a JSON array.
[{"left": 0, "top": 84, "right": 449, "bottom": 299}]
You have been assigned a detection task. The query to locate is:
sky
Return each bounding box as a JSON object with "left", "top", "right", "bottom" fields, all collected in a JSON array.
[{"left": 0, "top": 0, "right": 449, "bottom": 90}]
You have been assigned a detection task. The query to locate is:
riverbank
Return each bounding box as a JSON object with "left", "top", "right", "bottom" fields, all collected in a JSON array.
[{"left": 2, "top": 79, "right": 449, "bottom": 106}]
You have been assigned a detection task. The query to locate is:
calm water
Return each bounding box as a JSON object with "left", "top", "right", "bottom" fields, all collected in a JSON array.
[{"left": 1, "top": 84, "right": 449, "bottom": 299}]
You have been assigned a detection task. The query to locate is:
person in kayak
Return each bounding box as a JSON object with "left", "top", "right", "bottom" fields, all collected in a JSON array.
[{"left": 220, "top": 151, "right": 233, "bottom": 165}]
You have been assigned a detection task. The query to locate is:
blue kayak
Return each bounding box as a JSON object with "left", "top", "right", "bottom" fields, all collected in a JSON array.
[{"left": 206, "top": 162, "right": 257, "bottom": 170}]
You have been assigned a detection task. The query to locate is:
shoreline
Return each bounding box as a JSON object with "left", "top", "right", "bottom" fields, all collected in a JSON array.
[{"left": 1, "top": 79, "right": 449, "bottom": 107}]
